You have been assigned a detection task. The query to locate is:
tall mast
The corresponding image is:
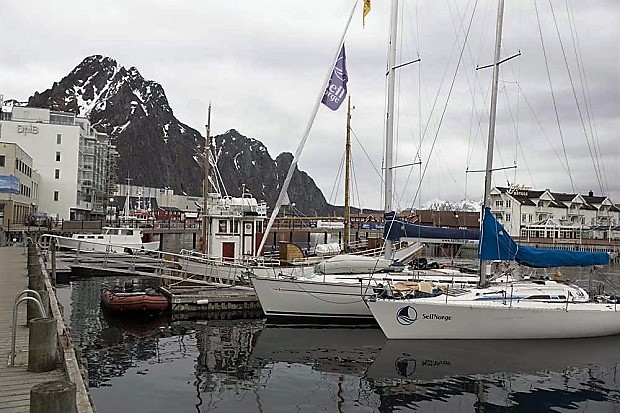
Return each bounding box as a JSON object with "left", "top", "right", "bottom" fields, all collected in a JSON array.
[
  {"left": 479, "top": 0, "right": 506, "bottom": 287},
  {"left": 344, "top": 96, "right": 352, "bottom": 253},
  {"left": 384, "top": 0, "right": 399, "bottom": 260},
  {"left": 202, "top": 103, "right": 212, "bottom": 254}
]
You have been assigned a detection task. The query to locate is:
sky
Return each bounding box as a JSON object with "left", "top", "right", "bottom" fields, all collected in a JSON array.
[{"left": 1, "top": 0, "right": 618, "bottom": 211}]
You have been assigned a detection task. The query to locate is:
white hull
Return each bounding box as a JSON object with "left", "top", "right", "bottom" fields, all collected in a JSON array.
[
  {"left": 367, "top": 297, "right": 620, "bottom": 339},
  {"left": 250, "top": 276, "right": 377, "bottom": 321},
  {"left": 249, "top": 269, "right": 488, "bottom": 322},
  {"left": 59, "top": 237, "right": 159, "bottom": 253}
]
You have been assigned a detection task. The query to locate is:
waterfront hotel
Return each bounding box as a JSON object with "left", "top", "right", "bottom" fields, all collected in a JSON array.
[
  {"left": 490, "top": 185, "right": 620, "bottom": 241},
  {"left": 0, "top": 98, "right": 117, "bottom": 223}
]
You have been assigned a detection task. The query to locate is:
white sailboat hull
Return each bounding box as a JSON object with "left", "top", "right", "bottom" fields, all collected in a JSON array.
[
  {"left": 250, "top": 276, "right": 377, "bottom": 322},
  {"left": 367, "top": 298, "right": 620, "bottom": 339}
]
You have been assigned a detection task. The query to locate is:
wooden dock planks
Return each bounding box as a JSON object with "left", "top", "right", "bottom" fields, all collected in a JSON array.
[{"left": 0, "top": 247, "right": 65, "bottom": 413}]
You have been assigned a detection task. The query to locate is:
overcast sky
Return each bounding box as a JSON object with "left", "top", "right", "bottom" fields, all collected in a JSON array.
[{"left": 1, "top": 0, "right": 618, "bottom": 211}]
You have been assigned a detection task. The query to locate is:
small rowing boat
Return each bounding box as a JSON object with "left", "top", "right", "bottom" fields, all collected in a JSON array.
[{"left": 101, "top": 287, "right": 169, "bottom": 313}]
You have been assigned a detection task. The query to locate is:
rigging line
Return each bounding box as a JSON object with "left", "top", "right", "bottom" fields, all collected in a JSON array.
[
  {"left": 534, "top": 0, "right": 574, "bottom": 192},
  {"left": 350, "top": 128, "right": 383, "bottom": 185},
  {"left": 450, "top": 0, "right": 514, "bottom": 187},
  {"left": 257, "top": 0, "right": 359, "bottom": 256},
  {"left": 502, "top": 84, "right": 535, "bottom": 187},
  {"left": 565, "top": 0, "right": 609, "bottom": 195},
  {"left": 400, "top": 3, "right": 468, "bottom": 208},
  {"left": 410, "top": 0, "right": 480, "bottom": 210},
  {"left": 548, "top": 0, "right": 604, "bottom": 194},
  {"left": 502, "top": 68, "right": 570, "bottom": 182},
  {"left": 415, "top": 0, "right": 422, "bottom": 211},
  {"left": 534, "top": 0, "right": 575, "bottom": 192},
  {"left": 448, "top": 0, "right": 479, "bottom": 174},
  {"left": 563, "top": 1, "right": 604, "bottom": 192},
  {"left": 491, "top": 85, "right": 513, "bottom": 187},
  {"left": 513, "top": 0, "right": 523, "bottom": 188},
  {"left": 350, "top": 153, "right": 363, "bottom": 214},
  {"left": 328, "top": 150, "right": 347, "bottom": 206}
]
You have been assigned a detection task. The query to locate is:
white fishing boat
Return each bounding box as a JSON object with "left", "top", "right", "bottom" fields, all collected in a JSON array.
[
  {"left": 367, "top": 0, "right": 619, "bottom": 340},
  {"left": 59, "top": 226, "right": 159, "bottom": 253}
]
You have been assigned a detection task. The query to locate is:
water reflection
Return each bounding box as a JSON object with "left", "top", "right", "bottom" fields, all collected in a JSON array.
[{"left": 59, "top": 275, "right": 620, "bottom": 412}]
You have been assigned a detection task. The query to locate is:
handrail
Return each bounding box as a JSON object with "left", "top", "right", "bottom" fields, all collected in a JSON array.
[{"left": 10, "top": 293, "right": 47, "bottom": 367}]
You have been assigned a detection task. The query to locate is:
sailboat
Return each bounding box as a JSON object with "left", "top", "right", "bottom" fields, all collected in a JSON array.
[
  {"left": 366, "top": 0, "right": 619, "bottom": 339},
  {"left": 249, "top": 0, "right": 504, "bottom": 323}
]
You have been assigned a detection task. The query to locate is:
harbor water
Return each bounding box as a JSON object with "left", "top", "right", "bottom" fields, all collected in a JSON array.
[{"left": 55, "top": 266, "right": 620, "bottom": 413}]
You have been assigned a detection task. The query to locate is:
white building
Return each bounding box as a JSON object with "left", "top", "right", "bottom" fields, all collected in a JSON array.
[
  {"left": 0, "top": 101, "right": 116, "bottom": 221},
  {"left": 490, "top": 185, "right": 620, "bottom": 241},
  {"left": 0, "top": 142, "right": 41, "bottom": 227}
]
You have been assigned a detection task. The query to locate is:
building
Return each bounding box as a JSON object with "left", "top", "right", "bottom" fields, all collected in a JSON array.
[
  {"left": 490, "top": 185, "right": 620, "bottom": 241},
  {"left": 0, "top": 142, "right": 41, "bottom": 227},
  {"left": 0, "top": 100, "right": 117, "bottom": 220}
]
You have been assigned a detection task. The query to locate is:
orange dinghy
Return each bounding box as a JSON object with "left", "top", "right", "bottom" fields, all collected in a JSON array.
[{"left": 101, "top": 287, "right": 170, "bottom": 313}]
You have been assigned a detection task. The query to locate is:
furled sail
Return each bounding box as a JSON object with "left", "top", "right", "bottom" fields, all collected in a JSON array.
[
  {"left": 384, "top": 212, "right": 480, "bottom": 242},
  {"left": 479, "top": 207, "right": 609, "bottom": 267}
]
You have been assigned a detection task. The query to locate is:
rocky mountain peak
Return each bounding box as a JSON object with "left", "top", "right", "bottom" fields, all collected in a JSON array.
[{"left": 25, "top": 55, "right": 335, "bottom": 215}]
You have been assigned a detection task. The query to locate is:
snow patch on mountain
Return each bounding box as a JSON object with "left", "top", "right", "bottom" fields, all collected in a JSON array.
[{"left": 421, "top": 198, "right": 481, "bottom": 211}]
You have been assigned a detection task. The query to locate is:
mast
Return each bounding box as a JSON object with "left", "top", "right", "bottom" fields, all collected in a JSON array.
[
  {"left": 202, "top": 103, "right": 212, "bottom": 254},
  {"left": 256, "top": 1, "right": 359, "bottom": 256},
  {"left": 384, "top": 0, "right": 399, "bottom": 260},
  {"left": 479, "top": 0, "right": 506, "bottom": 287},
  {"left": 344, "top": 96, "right": 352, "bottom": 253}
]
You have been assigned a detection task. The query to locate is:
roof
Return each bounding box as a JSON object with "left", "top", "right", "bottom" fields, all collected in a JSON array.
[
  {"left": 414, "top": 210, "right": 480, "bottom": 229},
  {"left": 159, "top": 206, "right": 182, "bottom": 212}
]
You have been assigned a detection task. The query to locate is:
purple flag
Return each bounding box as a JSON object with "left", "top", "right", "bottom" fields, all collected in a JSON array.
[{"left": 322, "top": 45, "right": 348, "bottom": 110}]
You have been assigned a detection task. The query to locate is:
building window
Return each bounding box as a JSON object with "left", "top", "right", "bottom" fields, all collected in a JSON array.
[
  {"left": 522, "top": 214, "right": 527, "bottom": 222},
  {"left": 505, "top": 213, "right": 511, "bottom": 222},
  {"left": 55, "top": 169, "right": 60, "bottom": 179},
  {"left": 57, "top": 134, "right": 62, "bottom": 144},
  {"left": 56, "top": 151, "right": 61, "bottom": 162},
  {"left": 53, "top": 191, "right": 59, "bottom": 201},
  {"left": 495, "top": 200, "right": 504, "bottom": 208},
  {"left": 506, "top": 200, "right": 511, "bottom": 208},
  {"left": 0, "top": 155, "right": 4, "bottom": 167},
  {"left": 218, "top": 220, "right": 227, "bottom": 233}
]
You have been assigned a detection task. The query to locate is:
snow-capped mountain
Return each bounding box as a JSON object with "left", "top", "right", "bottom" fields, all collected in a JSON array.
[
  {"left": 421, "top": 199, "right": 481, "bottom": 212},
  {"left": 26, "top": 55, "right": 333, "bottom": 214}
]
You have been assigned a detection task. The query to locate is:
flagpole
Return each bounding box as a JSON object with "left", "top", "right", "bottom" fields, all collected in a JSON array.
[{"left": 256, "top": 0, "right": 360, "bottom": 256}]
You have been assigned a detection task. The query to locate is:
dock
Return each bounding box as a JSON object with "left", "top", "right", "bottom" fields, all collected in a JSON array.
[
  {"left": 0, "top": 246, "right": 92, "bottom": 413},
  {"left": 49, "top": 248, "right": 265, "bottom": 320}
]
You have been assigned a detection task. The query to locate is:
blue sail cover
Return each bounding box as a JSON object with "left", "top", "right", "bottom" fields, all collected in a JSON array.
[
  {"left": 479, "top": 207, "right": 609, "bottom": 268},
  {"left": 384, "top": 213, "right": 480, "bottom": 242}
]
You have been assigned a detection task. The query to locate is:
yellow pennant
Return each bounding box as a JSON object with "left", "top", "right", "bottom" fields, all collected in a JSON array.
[{"left": 363, "top": 0, "right": 371, "bottom": 27}]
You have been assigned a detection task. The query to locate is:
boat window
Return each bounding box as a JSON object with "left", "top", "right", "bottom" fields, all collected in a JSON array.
[
  {"left": 120, "top": 229, "right": 133, "bottom": 236},
  {"left": 77, "top": 236, "right": 84, "bottom": 239},
  {"left": 526, "top": 295, "right": 551, "bottom": 300},
  {"left": 87, "top": 236, "right": 95, "bottom": 239},
  {"left": 97, "top": 236, "right": 104, "bottom": 239}
]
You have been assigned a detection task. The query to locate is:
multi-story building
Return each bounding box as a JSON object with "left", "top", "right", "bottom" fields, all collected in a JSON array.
[
  {"left": 490, "top": 185, "right": 620, "bottom": 241},
  {"left": 0, "top": 142, "right": 41, "bottom": 227},
  {"left": 0, "top": 101, "right": 117, "bottom": 220}
]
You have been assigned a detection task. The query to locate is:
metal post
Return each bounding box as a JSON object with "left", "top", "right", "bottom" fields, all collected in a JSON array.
[
  {"left": 10, "top": 295, "right": 46, "bottom": 366},
  {"left": 50, "top": 238, "right": 57, "bottom": 286}
]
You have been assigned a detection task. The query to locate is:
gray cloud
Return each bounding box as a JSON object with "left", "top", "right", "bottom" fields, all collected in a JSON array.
[{"left": 1, "top": 0, "right": 618, "bottom": 209}]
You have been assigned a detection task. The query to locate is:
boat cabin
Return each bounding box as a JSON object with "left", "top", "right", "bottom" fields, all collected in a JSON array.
[{"left": 204, "top": 192, "right": 268, "bottom": 260}]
